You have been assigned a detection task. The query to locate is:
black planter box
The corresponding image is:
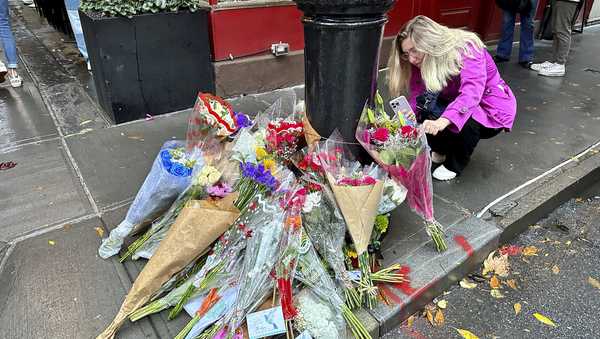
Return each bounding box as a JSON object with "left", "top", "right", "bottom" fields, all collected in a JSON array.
[{"left": 80, "top": 10, "right": 215, "bottom": 124}]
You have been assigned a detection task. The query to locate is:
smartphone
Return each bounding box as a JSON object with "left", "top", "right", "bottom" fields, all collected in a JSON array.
[{"left": 389, "top": 96, "right": 417, "bottom": 126}]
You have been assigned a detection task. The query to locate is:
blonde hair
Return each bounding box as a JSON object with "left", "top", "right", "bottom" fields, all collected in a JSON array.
[{"left": 387, "top": 15, "right": 485, "bottom": 97}]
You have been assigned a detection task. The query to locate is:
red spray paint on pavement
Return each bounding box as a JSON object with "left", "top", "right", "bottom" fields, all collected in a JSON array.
[{"left": 454, "top": 235, "right": 474, "bottom": 257}]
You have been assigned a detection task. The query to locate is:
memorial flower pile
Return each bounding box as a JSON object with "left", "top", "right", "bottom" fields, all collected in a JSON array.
[
  {"left": 356, "top": 93, "right": 448, "bottom": 252},
  {"left": 97, "top": 92, "right": 417, "bottom": 339}
]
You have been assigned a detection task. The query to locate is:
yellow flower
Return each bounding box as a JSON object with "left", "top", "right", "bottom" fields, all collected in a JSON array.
[
  {"left": 255, "top": 147, "right": 268, "bottom": 160},
  {"left": 262, "top": 158, "right": 276, "bottom": 172},
  {"left": 195, "top": 165, "right": 222, "bottom": 186},
  {"left": 346, "top": 249, "right": 358, "bottom": 259}
]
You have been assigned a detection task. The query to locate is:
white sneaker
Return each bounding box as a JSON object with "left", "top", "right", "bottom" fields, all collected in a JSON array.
[
  {"left": 432, "top": 165, "right": 457, "bottom": 181},
  {"left": 538, "top": 63, "right": 565, "bottom": 77},
  {"left": 530, "top": 61, "right": 553, "bottom": 72},
  {"left": 0, "top": 62, "right": 7, "bottom": 84},
  {"left": 8, "top": 71, "right": 22, "bottom": 88},
  {"left": 431, "top": 151, "right": 446, "bottom": 164}
]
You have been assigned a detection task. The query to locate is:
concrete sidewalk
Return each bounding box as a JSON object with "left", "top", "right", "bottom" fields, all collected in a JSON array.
[{"left": 1, "top": 2, "right": 599, "bottom": 337}]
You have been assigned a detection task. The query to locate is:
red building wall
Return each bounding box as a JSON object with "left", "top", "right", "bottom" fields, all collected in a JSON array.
[{"left": 208, "top": 0, "right": 511, "bottom": 62}]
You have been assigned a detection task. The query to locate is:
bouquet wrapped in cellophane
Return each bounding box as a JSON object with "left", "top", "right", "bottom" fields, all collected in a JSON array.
[
  {"left": 190, "top": 188, "right": 291, "bottom": 339},
  {"left": 98, "top": 140, "right": 200, "bottom": 259},
  {"left": 318, "top": 131, "right": 385, "bottom": 309},
  {"left": 355, "top": 94, "right": 447, "bottom": 252},
  {"left": 294, "top": 146, "right": 361, "bottom": 307},
  {"left": 120, "top": 94, "right": 246, "bottom": 261},
  {"left": 296, "top": 237, "right": 372, "bottom": 339}
]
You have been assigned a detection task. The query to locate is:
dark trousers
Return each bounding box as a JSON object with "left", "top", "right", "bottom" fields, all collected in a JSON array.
[{"left": 427, "top": 118, "right": 502, "bottom": 175}]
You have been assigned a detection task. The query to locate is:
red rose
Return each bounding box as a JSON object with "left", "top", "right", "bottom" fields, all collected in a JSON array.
[
  {"left": 401, "top": 125, "right": 415, "bottom": 138},
  {"left": 373, "top": 128, "right": 390, "bottom": 142}
]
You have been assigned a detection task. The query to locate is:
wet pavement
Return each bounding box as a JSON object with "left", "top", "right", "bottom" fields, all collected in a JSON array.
[
  {"left": 384, "top": 191, "right": 600, "bottom": 339},
  {"left": 0, "top": 2, "right": 599, "bottom": 338}
]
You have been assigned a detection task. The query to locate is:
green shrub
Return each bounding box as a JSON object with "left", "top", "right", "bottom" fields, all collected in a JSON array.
[{"left": 80, "top": 0, "right": 209, "bottom": 18}]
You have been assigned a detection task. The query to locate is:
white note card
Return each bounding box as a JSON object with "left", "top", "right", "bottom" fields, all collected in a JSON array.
[{"left": 246, "top": 306, "right": 287, "bottom": 339}]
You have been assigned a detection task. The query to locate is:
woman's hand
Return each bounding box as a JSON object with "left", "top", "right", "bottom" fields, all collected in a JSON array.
[{"left": 423, "top": 117, "right": 451, "bottom": 135}]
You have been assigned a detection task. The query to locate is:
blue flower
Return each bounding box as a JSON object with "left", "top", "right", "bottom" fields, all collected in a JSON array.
[
  {"left": 160, "top": 149, "right": 172, "bottom": 162},
  {"left": 170, "top": 162, "right": 190, "bottom": 177},
  {"left": 234, "top": 112, "right": 252, "bottom": 128}
]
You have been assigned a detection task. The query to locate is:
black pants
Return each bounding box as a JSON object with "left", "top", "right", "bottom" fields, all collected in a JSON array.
[{"left": 427, "top": 118, "right": 502, "bottom": 175}]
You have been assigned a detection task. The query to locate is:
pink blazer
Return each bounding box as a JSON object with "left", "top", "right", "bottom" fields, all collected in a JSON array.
[{"left": 408, "top": 46, "right": 517, "bottom": 133}]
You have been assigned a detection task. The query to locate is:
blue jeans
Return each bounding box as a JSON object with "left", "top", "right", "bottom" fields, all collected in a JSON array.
[
  {"left": 496, "top": 0, "right": 538, "bottom": 62},
  {"left": 0, "top": 0, "right": 18, "bottom": 68},
  {"left": 64, "top": 0, "right": 88, "bottom": 60}
]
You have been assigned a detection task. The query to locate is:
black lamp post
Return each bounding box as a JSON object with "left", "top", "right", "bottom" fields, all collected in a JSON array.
[{"left": 294, "top": 0, "right": 395, "bottom": 160}]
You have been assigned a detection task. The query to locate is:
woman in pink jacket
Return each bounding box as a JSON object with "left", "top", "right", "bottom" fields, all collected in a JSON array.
[{"left": 388, "top": 16, "right": 517, "bottom": 181}]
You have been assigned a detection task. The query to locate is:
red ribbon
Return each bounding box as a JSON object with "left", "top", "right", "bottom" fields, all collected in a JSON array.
[{"left": 277, "top": 278, "right": 297, "bottom": 320}]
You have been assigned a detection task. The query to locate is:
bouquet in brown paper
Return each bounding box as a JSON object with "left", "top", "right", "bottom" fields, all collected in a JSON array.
[
  {"left": 317, "top": 131, "right": 385, "bottom": 309},
  {"left": 96, "top": 193, "right": 240, "bottom": 339}
]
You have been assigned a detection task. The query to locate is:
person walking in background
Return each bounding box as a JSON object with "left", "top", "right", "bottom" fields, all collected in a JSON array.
[
  {"left": 64, "top": 0, "right": 90, "bottom": 70},
  {"left": 494, "top": 0, "right": 539, "bottom": 69},
  {"left": 531, "top": 0, "right": 581, "bottom": 76},
  {"left": 0, "top": 0, "right": 22, "bottom": 87}
]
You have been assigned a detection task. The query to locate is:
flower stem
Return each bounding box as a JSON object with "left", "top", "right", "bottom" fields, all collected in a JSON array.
[
  {"left": 169, "top": 283, "right": 197, "bottom": 320},
  {"left": 427, "top": 222, "right": 447, "bottom": 252},
  {"left": 129, "top": 299, "right": 167, "bottom": 322},
  {"left": 174, "top": 314, "right": 200, "bottom": 339}
]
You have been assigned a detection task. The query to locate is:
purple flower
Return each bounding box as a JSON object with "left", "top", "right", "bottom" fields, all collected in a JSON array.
[
  {"left": 234, "top": 112, "right": 253, "bottom": 128},
  {"left": 207, "top": 182, "right": 232, "bottom": 198}
]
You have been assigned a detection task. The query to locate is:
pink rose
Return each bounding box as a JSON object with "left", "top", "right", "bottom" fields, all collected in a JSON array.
[
  {"left": 361, "top": 129, "right": 371, "bottom": 143},
  {"left": 362, "top": 176, "right": 377, "bottom": 185}
]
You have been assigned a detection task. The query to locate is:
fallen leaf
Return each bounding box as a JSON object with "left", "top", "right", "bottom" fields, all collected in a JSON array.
[
  {"left": 460, "top": 278, "right": 478, "bottom": 289},
  {"left": 505, "top": 279, "right": 518, "bottom": 290},
  {"left": 48, "top": 240, "right": 55, "bottom": 246},
  {"left": 426, "top": 310, "right": 434, "bottom": 326},
  {"left": 588, "top": 277, "right": 600, "bottom": 290},
  {"left": 434, "top": 309, "right": 445, "bottom": 326},
  {"left": 575, "top": 197, "right": 584, "bottom": 203},
  {"left": 533, "top": 312, "right": 557, "bottom": 327},
  {"left": 499, "top": 245, "right": 522, "bottom": 256},
  {"left": 490, "top": 289, "right": 504, "bottom": 299},
  {"left": 482, "top": 252, "right": 510, "bottom": 277},
  {"left": 514, "top": 303, "right": 522, "bottom": 315},
  {"left": 406, "top": 315, "right": 414, "bottom": 328},
  {"left": 94, "top": 227, "right": 105, "bottom": 238},
  {"left": 565, "top": 240, "right": 572, "bottom": 246},
  {"left": 522, "top": 246, "right": 539, "bottom": 256},
  {"left": 552, "top": 265, "right": 560, "bottom": 274},
  {"left": 456, "top": 328, "right": 480, "bottom": 339},
  {"left": 490, "top": 275, "right": 501, "bottom": 289},
  {"left": 437, "top": 300, "right": 448, "bottom": 309}
]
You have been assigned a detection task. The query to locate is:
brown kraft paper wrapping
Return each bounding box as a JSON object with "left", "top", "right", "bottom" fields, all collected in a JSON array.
[
  {"left": 97, "top": 193, "right": 240, "bottom": 339},
  {"left": 326, "top": 173, "right": 384, "bottom": 255},
  {"left": 302, "top": 112, "right": 322, "bottom": 148}
]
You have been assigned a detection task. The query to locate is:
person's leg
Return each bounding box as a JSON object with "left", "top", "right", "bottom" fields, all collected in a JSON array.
[
  {"left": 540, "top": 0, "right": 577, "bottom": 76},
  {"left": 0, "top": 0, "right": 21, "bottom": 86},
  {"left": 496, "top": 10, "right": 517, "bottom": 60},
  {"left": 0, "top": 0, "right": 18, "bottom": 69},
  {"left": 552, "top": 0, "right": 577, "bottom": 65},
  {"left": 426, "top": 131, "right": 452, "bottom": 160},
  {"left": 64, "top": 0, "right": 88, "bottom": 61},
  {"left": 518, "top": 0, "right": 538, "bottom": 63}
]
